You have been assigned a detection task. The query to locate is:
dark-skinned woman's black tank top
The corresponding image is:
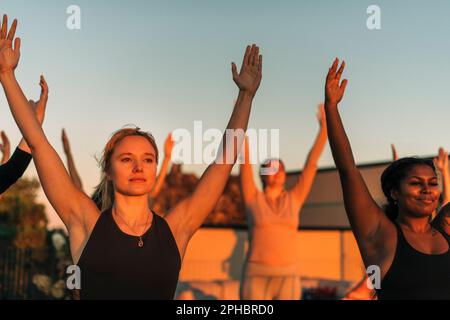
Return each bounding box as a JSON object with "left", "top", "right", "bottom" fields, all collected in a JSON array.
[
  {"left": 376, "top": 223, "right": 450, "bottom": 300},
  {"left": 77, "top": 209, "right": 181, "bottom": 300}
]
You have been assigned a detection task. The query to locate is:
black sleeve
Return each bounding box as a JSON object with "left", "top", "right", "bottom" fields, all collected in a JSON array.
[{"left": 0, "top": 147, "right": 32, "bottom": 194}]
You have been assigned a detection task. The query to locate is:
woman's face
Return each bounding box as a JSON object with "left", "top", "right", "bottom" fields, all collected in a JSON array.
[
  {"left": 263, "top": 160, "right": 286, "bottom": 189},
  {"left": 394, "top": 165, "right": 440, "bottom": 218},
  {"left": 108, "top": 135, "right": 157, "bottom": 197}
]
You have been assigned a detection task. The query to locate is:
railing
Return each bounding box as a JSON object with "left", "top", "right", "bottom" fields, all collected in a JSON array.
[{"left": 0, "top": 247, "right": 59, "bottom": 300}]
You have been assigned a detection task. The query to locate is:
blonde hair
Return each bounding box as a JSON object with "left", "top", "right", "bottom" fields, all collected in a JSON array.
[{"left": 92, "top": 127, "right": 159, "bottom": 212}]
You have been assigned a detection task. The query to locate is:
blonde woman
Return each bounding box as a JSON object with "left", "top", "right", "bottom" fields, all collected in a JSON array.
[{"left": 0, "top": 15, "right": 263, "bottom": 299}]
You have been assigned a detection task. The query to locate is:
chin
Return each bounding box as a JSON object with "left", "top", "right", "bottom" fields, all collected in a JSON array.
[{"left": 119, "top": 187, "right": 152, "bottom": 197}]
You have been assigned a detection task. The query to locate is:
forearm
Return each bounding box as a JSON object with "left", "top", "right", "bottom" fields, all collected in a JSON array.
[
  {"left": 0, "top": 71, "right": 46, "bottom": 150},
  {"left": 441, "top": 168, "right": 450, "bottom": 206},
  {"left": 216, "top": 90, "right": 253, "bottom": 166},
  {"left": 150, "top": 156, "right": 170, "bottom": 198},
  {"left": 17, "top": 138, "right": 31, "bottom": 155},
  {"left": 325, "top": 102, "right": 357, "bottom": 175},
  {"left": 0, "top": 147, "right": 32, "bottom": 194},
  {"left": 304, "top": 125, "right": 327, "bottom": 169},
  {"left": 184, "top": 90, "right": 254, "bottom": 232}
]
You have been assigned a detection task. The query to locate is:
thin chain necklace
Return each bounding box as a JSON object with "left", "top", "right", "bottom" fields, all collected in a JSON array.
[{"left": 113, "top": 208, "right": 150, "bottom": 248}]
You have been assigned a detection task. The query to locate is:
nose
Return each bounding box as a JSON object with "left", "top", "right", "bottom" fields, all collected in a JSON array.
[
  {"left": 132, "top": 160, "right": 143, "bottom": 173},
  {"left": 421, "top": 186, "right": 432, "bottom": 194}
]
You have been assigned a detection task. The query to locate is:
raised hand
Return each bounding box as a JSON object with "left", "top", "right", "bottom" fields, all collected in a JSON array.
[
  {"left": 434, "top": 148, "right": 449, "bottom": 174},
  {"left": 28, "top": 75, "right": 49, "bottom": 125},
  {"left": 231, "top": 44, "right": 262, "bottom": 97},
  {"left": 62, "top": 129, "right": 71, "bottom": 155},
  {"left": 0, "top": 15, "right": 20, "bottom": 76},
  {"left": 325, "top": 58, "right": 348, "bottom": 106},
  {"left": 0, "top": 130, "right": 11, "bottom": 164},
  {"left": 164, "top": 133, "right": 174, "bottom": 159},
  {"left": 316, "top": 103, "right": 326, "bottom": 128},
  {"left": 391, "top": 144, "right": 399, "bottom": 161}
]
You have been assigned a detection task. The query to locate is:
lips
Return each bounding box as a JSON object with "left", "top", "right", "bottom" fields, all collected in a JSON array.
[
  {"left": 129, "top": 178, "right": 146, "bottom": 182},
  {"left": 417, "top": 197, "right": 435, "bottom": 204}
]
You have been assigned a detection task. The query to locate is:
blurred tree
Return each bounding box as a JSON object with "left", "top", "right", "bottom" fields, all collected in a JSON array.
[{"left": 0, "top": 177, "right": 48, "bottom": 249}]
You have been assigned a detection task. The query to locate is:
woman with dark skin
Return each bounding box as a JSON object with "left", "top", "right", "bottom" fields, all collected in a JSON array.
[
  {"left": 0, "top": 14, "right": 263, "bottom": 299},
  {"left": 325, "top": 58, "right": 450, "bottom": 299},
  {"left": 344, "top": 146, "right": 450, "bottom": 299}
]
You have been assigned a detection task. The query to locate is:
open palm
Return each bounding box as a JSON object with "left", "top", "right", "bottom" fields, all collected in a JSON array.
[
  {"left": 434, "top": 148, "right": 449, "bottom": 173},
  {"left": 0, "top": 15, "right": 20, "bottom": 74},
  {"left": 231, "top": 45, "right": 262, "bottom": 97},
  {"left": 325, "top": 58, "right": 348, "bottom": 105}
]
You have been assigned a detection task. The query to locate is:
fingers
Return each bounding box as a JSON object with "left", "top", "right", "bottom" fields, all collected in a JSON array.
[
  {"left": 231, "top": 62, "right": 238, "bottom": 79},
  {"left": 258, "top": 54, "right": 262, "bottom": 72},
  {"left": 330, "top": 58, "right": 339, "bottom": 74},
  {"left": 251, "top": 45, "right": 259, "bottom": 66},
  {"left": 336, "top": 61, "right": 345, "bottom": 82},
  {"left": 14, "top": 37, "right": 21, "bottom": 54},
  {"left": 1, "top": 131, "right": 7, "bottom": 143},
  {"left": 40, "top": 75, "right": 49, "bottom": 96},
  {"left": 326, "top": 58, "right": 341, "bottom": 82},
  {"left": 326, "top": 58, "right": 338, "bottom": 82},
  {"left": 1, "top": 15, "right": 7, "bottom": 39},
  {"left": 340, "top": 79, "right": 348, "bottom": 92},
  {"left": 7, "top": 19, "right": 17, "bottom": 41},
  {"left": 243, "top": 45, "right": 251, "bottom": 66}
]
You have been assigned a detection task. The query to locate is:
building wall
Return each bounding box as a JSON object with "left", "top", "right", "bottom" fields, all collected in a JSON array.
[{"left": 177, "top": 228, "right": 365, "bottom": 299}]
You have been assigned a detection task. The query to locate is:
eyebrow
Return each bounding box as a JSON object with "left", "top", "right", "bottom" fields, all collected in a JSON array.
[
  {"left": 118, "top": 153, "right": 155, "bottom": 157},
  {"left": 409, "top": 176, "right": 438, "bottom": 180}
]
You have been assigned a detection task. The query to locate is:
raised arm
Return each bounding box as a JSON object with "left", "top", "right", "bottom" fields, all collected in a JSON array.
[
  {"left": 434, "top": 148, "right": 450, "bottom": 207},
  {"left": 62, "top": 128, "right": 84, "bottom": 192},
  {"left": 289, "top": 104, "right": 327, "bottom": 208},
  {"left": 0, "top": 16, "right": 98, "bottom": 231},
  {"left": 391, "top": 144, "right": 398, "bottom": 162},
  {"left": 324, "top": 58, "right": 393, "bottom": 252},
  {"left": 434, "top": 201, "right": 450, "bottom": 235},
  {"left": 0, "top": 58, "right": 48, "bottom": 195},
  {"left": 239, "top": 136, "right": 258, "bottom": 205},
  {"left": 166, "top": 45, "right": 262, "bottom": 255},
  {"left": 0, "top": 131, "right": 10, "bottom": 164},
  {"left": 149, "top": 133, "right": 173, "bottom": 199}
]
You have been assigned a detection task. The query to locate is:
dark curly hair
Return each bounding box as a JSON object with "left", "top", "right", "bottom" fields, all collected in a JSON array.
[{"left": 381, "top": 157, "right": 436, "bottom": 222}]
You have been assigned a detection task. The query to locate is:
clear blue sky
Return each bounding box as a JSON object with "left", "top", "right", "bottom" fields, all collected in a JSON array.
[{"left": 1, "top": 0, "right": 450, "bottom": 228}]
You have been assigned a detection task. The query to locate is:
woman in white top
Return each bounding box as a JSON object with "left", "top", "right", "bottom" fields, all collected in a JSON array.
[{"left": 239, "top": 105, "right": 328, "bottom": 300}]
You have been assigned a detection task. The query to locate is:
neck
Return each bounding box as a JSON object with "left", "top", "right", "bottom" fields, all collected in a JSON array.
[
  {"left": 264, "top": 185, "right": 284, "bottom": 199},
  {"left": 113, "top": 193, "right": 151, "bottom": 226},
  {"left": 397, "top": 213, "right": 432, "bottom": 233}
]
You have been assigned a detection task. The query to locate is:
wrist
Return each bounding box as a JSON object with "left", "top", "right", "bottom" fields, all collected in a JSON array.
[
  {"left": 239, "top": 89, "right": 256, "bottom": 100},
  {"left": 0, "top": 70, "right": 16, "bottom": 83},
  {"left": 325, "top": 100, "right": 338, "bottom": 108}
]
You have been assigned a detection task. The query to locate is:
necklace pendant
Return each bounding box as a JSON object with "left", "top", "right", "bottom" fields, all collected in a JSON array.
[{"left": 138, "top": 237, "right": 144, "bottom": 248}]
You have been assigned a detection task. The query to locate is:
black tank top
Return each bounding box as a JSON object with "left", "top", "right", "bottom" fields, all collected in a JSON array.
[
  {"left": 77, "top": 209, "right": 181, "bottom": 300},
  {"left": 377, "top": 223, "right": 450, "bottom": 300}
]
